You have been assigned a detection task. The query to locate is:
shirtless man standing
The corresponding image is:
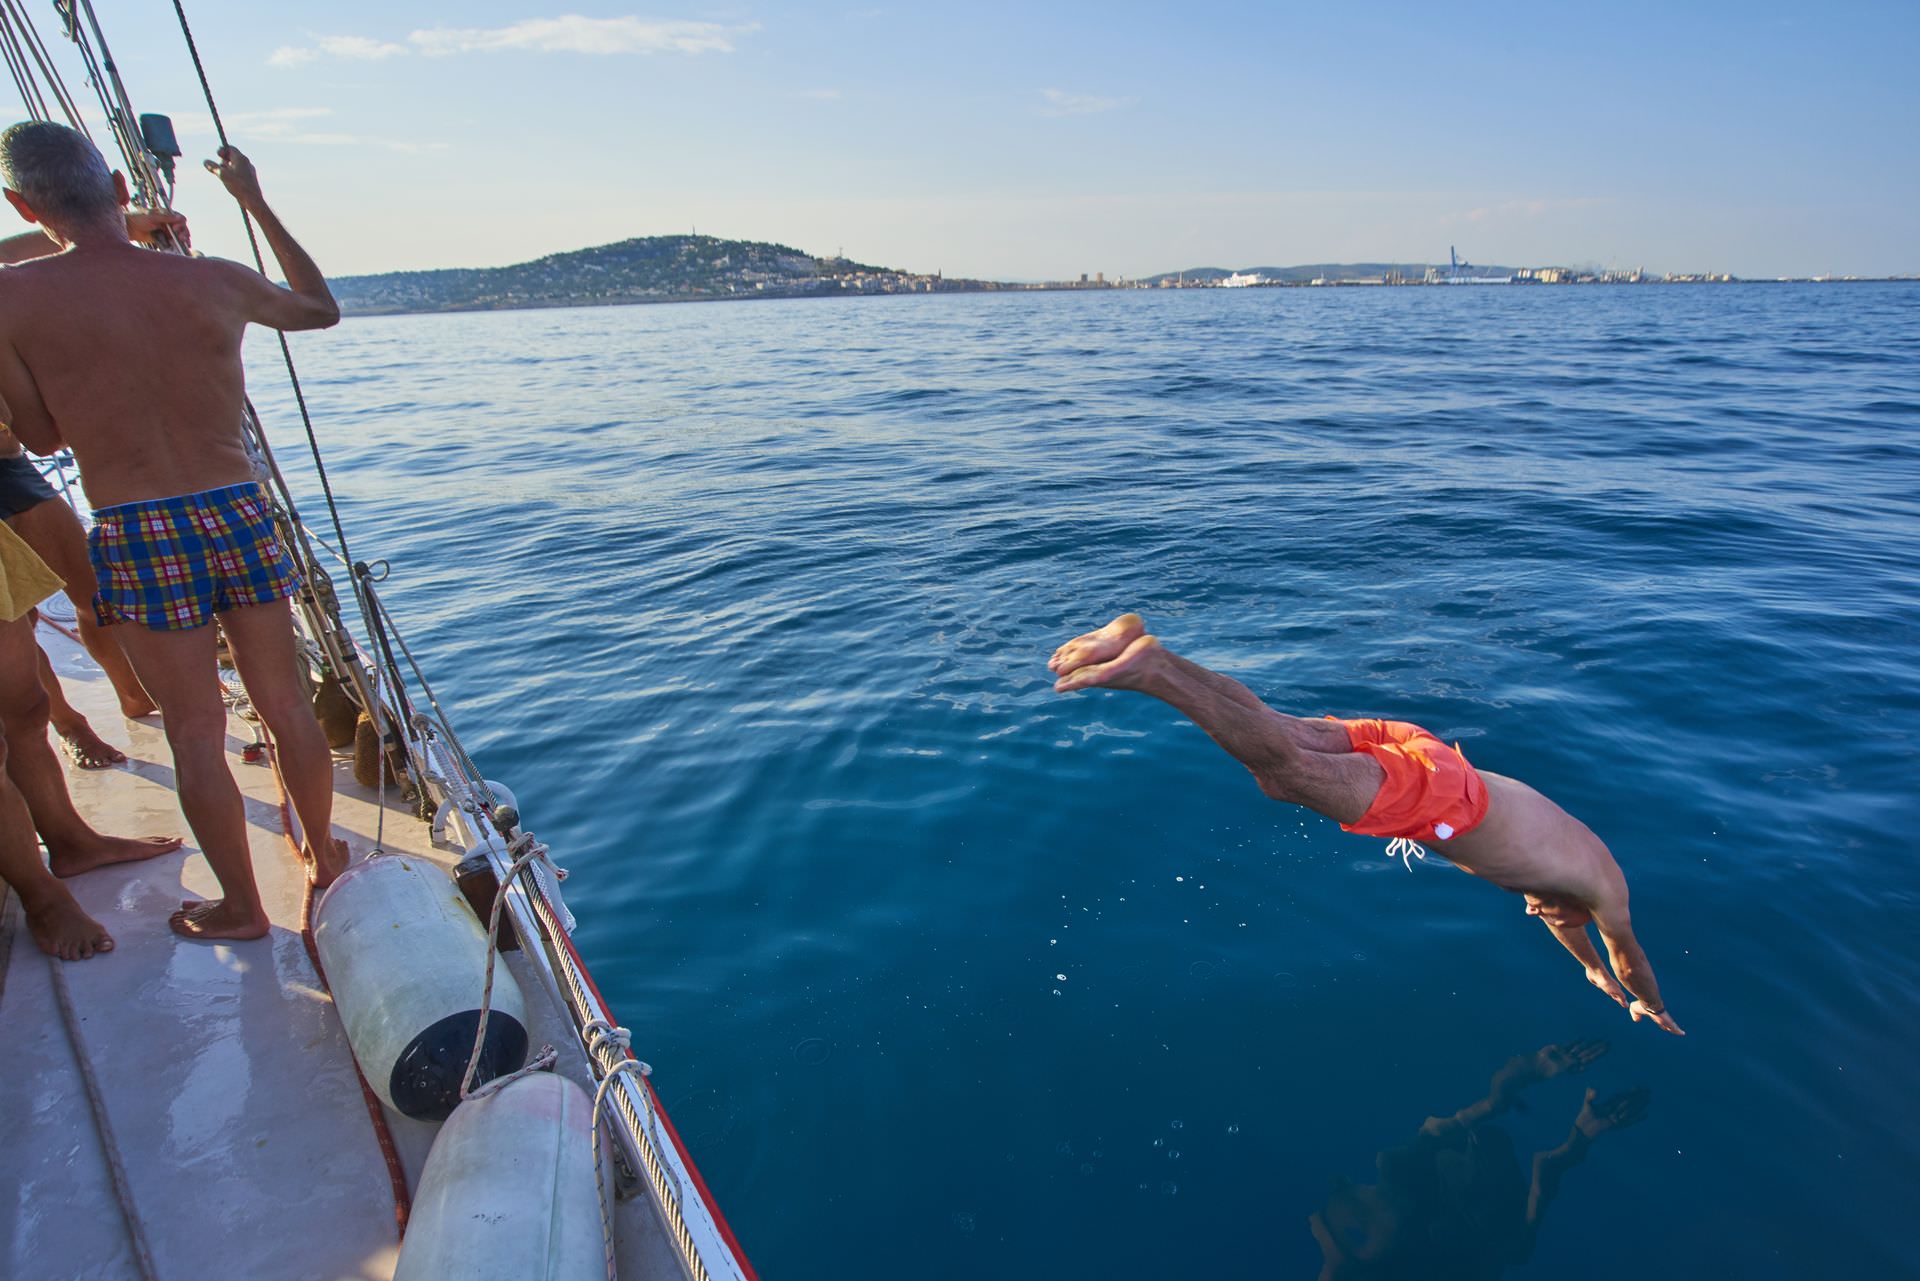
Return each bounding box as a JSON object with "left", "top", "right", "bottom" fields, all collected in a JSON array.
[
  {"left": 1049, "top": 614, "right": 1683, "bottom": 1034},
  {"left": 0, "top": 122, "right": 345, "bottom": 941},
  {"left": 1, "top": 218, "right": 184, "bottom": 764}
]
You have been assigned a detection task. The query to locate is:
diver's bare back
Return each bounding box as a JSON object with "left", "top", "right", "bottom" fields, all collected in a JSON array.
[
  {"left": 1439, "top": 771, "right": 1620, "bottom": 902},
  {"left": 0, "top": 246, "right": 263, "bottom": 507}
]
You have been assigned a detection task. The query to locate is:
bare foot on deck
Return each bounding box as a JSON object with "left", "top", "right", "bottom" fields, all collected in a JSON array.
[
  {"left": 57, "top": 725, "right": 128, "bottom": 770},
  {"left": 307, "top": 837, "right": 349, "bottom": 890},
  {"left": 168, "top": 899, "right": 270, "bottom": 941},
  {"left": 1048, "top": 613, "right": 1146, "bottom": 676},
  {"left": 47, "top": 832, "right": 183, "bottom": 878},
  {"left": 26, "top": 893, "right": 115, "bottom": 961},
  {"left": 1053, "top": 632, "right": 1166, "bottom": 693}
]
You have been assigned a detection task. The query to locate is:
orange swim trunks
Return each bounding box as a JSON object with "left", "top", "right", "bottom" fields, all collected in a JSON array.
[{"left": 1329, "top": 717, "right": 1489, "bottom": 844}]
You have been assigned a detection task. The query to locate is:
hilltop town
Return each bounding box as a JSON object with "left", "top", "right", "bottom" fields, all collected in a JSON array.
[{"left": 329, "top": 235, "right": 1000, "bottom": 315}]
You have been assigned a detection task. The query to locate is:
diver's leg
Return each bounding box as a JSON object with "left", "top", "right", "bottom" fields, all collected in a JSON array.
[
  {"left": 1050, "top": 614, "right": 1352, "bottom": 752},
  {"left": 1053, "top": 630, "right": 1381, "bottom": 821}
]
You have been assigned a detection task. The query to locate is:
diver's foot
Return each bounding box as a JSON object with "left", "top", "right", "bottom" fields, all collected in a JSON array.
[
  {"left": 57, "top": 725, "right": 128, "bottom": 770},
  {"left": 1048, "top": 614, "right": 1147, "bottom": 676},
  {"left": 47, "top": 832, "right": 182, "bottom": 878},
  {"left": 1053, "top": 633, "right": 1165, "bottom": 693},
  {"left": 25, "top": 893, "right": 115, "bottom": 961},
  {"left": 307, "top": 837, "right": 349, "bottom": 890},
  {"left": 168, "top": 899, "right": 270, "bottom": 941}
]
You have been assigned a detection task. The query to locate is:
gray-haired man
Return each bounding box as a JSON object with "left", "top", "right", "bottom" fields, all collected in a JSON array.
[{"left": 0, "top": 121, "right": 346, "bottom": 940}]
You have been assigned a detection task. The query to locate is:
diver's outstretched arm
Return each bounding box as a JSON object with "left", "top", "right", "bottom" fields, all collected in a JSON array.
[
  {"left": 1525, "top": 1086, "right": 1651, "bottom": 1229},
  {"left": 1421, "top": 1041, "right": 1610, "bottom": 1140}
]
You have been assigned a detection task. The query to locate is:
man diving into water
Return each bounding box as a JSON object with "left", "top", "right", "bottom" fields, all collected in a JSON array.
[{"left": 1049, "top": 614, "right": 1683, "bottom": 1035}]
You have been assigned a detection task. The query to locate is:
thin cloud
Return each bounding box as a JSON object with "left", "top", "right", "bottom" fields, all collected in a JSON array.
[
  {"left": 1038, "top": 88, "right": 1130, "bottom": 117},
  {"left": 269, "top": 15, "right": 744, "bottom": 66},
  {"left": 800, "top": 88, "right": 843, "bottom": 100},
  {"left": 318, "top": 35, "right": 408, "bottom": 59},
  {"left": 175, "top": 107, "right": 442, "bottom": 154},
  {"left": 408, "top": 15, "right": 754, "bottom": 56},
  {"left": 269, "top": 33, "right": 408, "bottom": 67}
]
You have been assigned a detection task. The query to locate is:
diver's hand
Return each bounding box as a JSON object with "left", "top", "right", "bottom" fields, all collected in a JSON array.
[
  {"left": 1630, "top": 1000, "right": 1685, "bottom": 1036},
  {"left": 1575, "top": 1085, "right": 1652, "bottom": 1139},
  {"left": 126, "top": 208, "right": 188, "bottom": 249},
  {"left": 1532, "top": 1038, "right": 1609, "bottom": 1079}
]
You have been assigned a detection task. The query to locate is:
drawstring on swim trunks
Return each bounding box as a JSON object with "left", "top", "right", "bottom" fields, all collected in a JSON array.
[{"left": 1385, "top": 837, "right": 1429, "bottom": 871}]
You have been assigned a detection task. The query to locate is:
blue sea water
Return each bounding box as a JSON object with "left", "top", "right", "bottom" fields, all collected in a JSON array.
[{"left": 255, "top": 283, "right": 1919, "bottom": 1279}]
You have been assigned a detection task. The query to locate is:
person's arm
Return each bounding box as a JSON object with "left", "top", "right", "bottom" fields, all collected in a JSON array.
[
  {"left": 1524, "top": 1085, "right": 1651, "bottom": 1230},
  {"left": 0, "top": 231, "right": 55, "bottom": 265},
  {"left": 207, "top": 146, "right": 339, "bottom": 331},
  {"left": 1419, "top": 1040, "right": 1610, "bottom": 1140},
  {"left": 0, "top": 345, "right": 63, "bottom": 454},
  {"left": 0, "top": 208, "right": 190, "bottom": 265},
  {"left": 1590, "top": 885, "right": 1684, "bottom": 1035}
]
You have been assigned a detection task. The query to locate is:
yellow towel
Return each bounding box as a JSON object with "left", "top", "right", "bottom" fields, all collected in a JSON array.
[{"left": 0, "top": 519, "right": 63, "bottom": 623}]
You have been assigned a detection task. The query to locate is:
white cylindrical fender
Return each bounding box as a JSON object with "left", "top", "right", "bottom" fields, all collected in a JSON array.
[
  {"left": 313, "top": 855, "right": 529, "bottom": 1121},
  {"left": 393, "top": 1072, "right": 604, "bottom": 1281}
]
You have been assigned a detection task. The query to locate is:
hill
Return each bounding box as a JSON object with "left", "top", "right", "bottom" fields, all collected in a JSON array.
[{"left": 330, "top": 235, "right": 992, "bottom": 315}]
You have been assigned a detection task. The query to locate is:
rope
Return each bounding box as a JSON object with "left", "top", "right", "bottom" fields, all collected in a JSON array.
[
  {"left": 514, "top": 851, "right": 731, "bottom": 1281},
  {"left": 459, "top": 834, "right": 554, "bottom": 1100},
  {"left": 48, "top": 959, "right": 161, "bottom": 1280},
  {"left": 4, "top": 0, "right": 90, "bottom": 133},
  {"left": 586, "top": 1022, "right": 653, "bottom": 1281},
  {"left": 61, "top": 0, "right": 164, "bottom": 207},
  {"left": 1385, "top": 837, "right": 1429, "bottom": 871},
  {"left": 361, "top": 579, "right": 495, "bottom": 809},
  {"left": 167, "top": 0, "right": 359, "bottom": 583}
]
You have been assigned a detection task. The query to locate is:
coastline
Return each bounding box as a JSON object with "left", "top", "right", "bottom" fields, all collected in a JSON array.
[{"left": 335, "top": 275, "right": 1920, "bottom": 320}]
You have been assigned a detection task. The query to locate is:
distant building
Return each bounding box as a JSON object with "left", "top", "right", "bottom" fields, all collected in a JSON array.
[{"left": 1221, "top": 272, "right": 1264, "bottom": 288}]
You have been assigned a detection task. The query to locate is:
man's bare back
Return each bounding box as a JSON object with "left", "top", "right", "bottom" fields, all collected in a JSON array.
[
  {"left": 0, "top": 151, "right": 335, "bottom": 506},
  {"left": 1048, "top": 613, "right": 1683, "bottom": 1034}
]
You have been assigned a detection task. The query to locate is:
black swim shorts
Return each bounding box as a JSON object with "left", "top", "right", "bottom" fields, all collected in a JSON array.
[{"left": 0, "top": 452, "right": 57, "bottom": 521}]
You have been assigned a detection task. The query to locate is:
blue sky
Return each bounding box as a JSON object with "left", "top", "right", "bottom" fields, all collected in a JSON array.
[{"left": 9, "top": 1, "right": 1916, "bottom": 278}]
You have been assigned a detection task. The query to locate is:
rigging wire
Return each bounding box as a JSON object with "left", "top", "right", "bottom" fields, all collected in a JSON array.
[{"left": 165, "top": 0, "right": 359, "bottom": 579}]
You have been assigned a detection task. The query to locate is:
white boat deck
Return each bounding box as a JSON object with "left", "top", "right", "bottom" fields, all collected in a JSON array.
[{"left": 1, "top": 626, "right": 689, "bottom": 1280}]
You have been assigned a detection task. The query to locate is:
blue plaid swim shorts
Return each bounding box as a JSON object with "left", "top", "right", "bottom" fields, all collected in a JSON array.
[{"left": 88, "top": 482, "right": 302, "bottom": 631}]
